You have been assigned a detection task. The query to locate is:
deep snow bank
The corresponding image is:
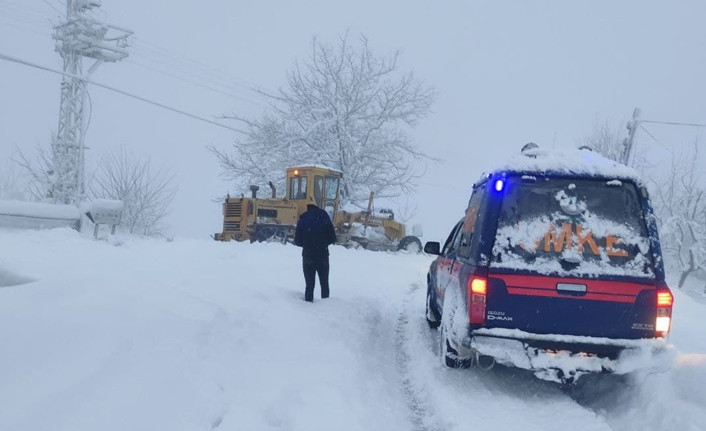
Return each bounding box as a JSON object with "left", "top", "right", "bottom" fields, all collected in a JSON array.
[
  {"left": 0, "top": 228, "right": 430, "bottom": 430},
  {"left": 0, "top": 228, "right": 704, "bottom": 431}
]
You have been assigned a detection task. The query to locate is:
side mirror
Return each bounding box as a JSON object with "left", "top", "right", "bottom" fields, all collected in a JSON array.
[{"left": 424, "top": 241, "right": 441, "bottom": 255}]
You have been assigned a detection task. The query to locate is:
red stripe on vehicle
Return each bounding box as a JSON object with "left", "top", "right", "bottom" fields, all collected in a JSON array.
[
  {"left": 491, "top": 273, "right": 653, "bottom": 297},
  {"left": 505, "top": 287, "right": 635, "bottom": 303}
]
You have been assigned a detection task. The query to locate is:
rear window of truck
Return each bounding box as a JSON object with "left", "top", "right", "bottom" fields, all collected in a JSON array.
[{"left": 490, "top": 176, "right": 654, "bottom": 278}]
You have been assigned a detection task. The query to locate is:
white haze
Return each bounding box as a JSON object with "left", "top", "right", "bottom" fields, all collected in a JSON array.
[{"left": 1, "top": 1, "right": 705, "bottom": 241}]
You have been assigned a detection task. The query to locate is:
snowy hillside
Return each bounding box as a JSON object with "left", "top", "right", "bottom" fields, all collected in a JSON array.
[{"left": 0, "top": 228, "right": 704, "bottom": 431}]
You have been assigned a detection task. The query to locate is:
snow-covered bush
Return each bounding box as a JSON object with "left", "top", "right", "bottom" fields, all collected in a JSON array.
[{"left": 89, "top": 147, "right": 176, "bottom": 236}]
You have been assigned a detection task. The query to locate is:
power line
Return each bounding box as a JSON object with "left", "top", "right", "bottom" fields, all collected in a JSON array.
[
  {"left": 2, "top": 2, "right": 52, "bottom": 20},
  {"left": 128, "top": 50, "right": 270, "bottom": 105},
  {"left": 132, "top": 37, "right": 267, "bottom": 93},
  {"left": 642, "top": 120, "right": 706, "bottom": 128},
  {"left": 40, "top": 0, "right": 63, "bottom": 15},
  {"left": 638, "top": 125, "right": 672, "bottom": 152},
  {"left": 128, "top": 41, "right": 272, "bottom": 104},
  {"left": 0, "top": 51, "right": 246, "bottom": 134},
  {"left": 0, "top": 4, "right": 52, "bottom": 27},
  {"left": 2, "top": 0, "right": 273, "bottom": 108},
  {"left": 124, "top": 57, "right": 268, "bottom": 108}
]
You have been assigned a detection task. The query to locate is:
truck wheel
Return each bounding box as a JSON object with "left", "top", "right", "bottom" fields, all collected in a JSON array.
[
  {"left": 440, "top": 322, "right": 471, "bottom": 368},
  {"left": 397, "top": 236, "right": 422, "bottom": 253},
  {"left": 426, "top": 287, "right": 441, "bottom": 329}
]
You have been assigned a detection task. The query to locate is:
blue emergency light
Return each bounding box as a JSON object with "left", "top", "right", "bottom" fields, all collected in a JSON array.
[{"left": 494, "top": 179, "right": 505, "bottom": 192}]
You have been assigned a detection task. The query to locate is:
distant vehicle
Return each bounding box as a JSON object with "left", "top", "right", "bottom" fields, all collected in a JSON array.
[
  {"left": 214, "top": 165, "right": 422, "bottom": 252},
  {"left": 424, "top": 146, "right": 673, "bottom": 384}
]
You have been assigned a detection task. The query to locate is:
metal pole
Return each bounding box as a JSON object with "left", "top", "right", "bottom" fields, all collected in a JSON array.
[
  {"left": 621, "top": 107, "right": 642, "bottom": 166},
  {"left": 51, "top": 1, "right": 131, "bottom": 205}
]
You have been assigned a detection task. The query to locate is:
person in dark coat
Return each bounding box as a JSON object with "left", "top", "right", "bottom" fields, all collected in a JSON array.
[{"left": 294, "top": 204, "right": 337, "bottom": 302}]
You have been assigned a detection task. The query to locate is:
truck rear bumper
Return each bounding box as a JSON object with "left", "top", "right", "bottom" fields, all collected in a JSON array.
[{"left": 469, "top": 328, "right": 671, "bottom": 384}]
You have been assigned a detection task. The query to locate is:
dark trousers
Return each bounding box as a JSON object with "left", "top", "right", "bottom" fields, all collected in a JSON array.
[{"left": 303, "top": 255, "right": 330, "bottom": 302}]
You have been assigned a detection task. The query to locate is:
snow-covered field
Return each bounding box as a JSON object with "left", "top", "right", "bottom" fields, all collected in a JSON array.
[{"left": 1, "top": 228, "right": 705, "bottom": 431}]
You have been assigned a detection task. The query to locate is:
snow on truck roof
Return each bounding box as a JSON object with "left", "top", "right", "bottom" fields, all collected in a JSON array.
[
  {"left": 489, "top": 147, "right": 642, "bottom": 182},
  {"left": 288, "top": 165, "right": 343, "bottom": 175}
]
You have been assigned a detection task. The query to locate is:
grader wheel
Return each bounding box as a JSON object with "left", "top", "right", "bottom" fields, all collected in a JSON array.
[
  {"left": 255, "top": 226, "right": 289, "bottom": 244},
  {"left": 397, "top": 235, "right": 422, "bottom": 253}
]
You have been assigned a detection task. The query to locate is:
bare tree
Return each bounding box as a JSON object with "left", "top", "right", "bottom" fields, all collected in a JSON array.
[
  {"left": 581, "top": 119, "right": 624, "bottom": 161},
  {"left": 0, "top": 157, "right": 29, "bottom": 200},
  {"left": 209, "top": 33, "right": 435, "bottom": 206},
  {"left": 582, "top": 121, "right": 706, "bottom": 291},
  {"left": 650, "top": 141, "right": 706, "bottom": 289},
  {"left": 89, "top": 147, "right": 177, "bottom": 236},
  {"left": 392, "top": 196, "right": 419, "bottom": 225},
  {"left": 15, "top": 138, "right": 68, "bottom": 202}
]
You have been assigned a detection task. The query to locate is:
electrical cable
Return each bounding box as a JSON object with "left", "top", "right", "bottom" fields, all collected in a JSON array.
[
  {"left": 641, "top": 120, "right": 706, "bottom": 128},
  {"left": 3, "top": 0, "right": 274, "bottom": 108},
  {"left": 124, "top": 58, "right": 268, "bottom": 108},
  {"left": 638, "top": 125, "right": 673, "bottom": 152},
  {"left": 0, "top": 5, "right": 52, "bottom": 28},
  {"left": 0, "top": 51, "right": 246, "bottom": 134},
  {"left": 40, "top": 0, "right": 63, "bottom": 15},
  {"left": 127, "top": 43, "right": 271, "bottom": 104},
  {"left": 132, "top": 38, "right": 267, "bottom": 93},
  {"left": 126, "top": 53, "right": 273, "bottom": 108},
  {"left": 0, "top": 17, "right": 51, "bottom": 36},
  {"left": 2, "top": 2, "right": 52, "bottom": 20}
]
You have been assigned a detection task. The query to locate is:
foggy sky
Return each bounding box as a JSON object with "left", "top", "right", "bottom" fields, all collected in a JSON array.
[{"left": 1, "top": 0, "right": 705, "bottom": 241}]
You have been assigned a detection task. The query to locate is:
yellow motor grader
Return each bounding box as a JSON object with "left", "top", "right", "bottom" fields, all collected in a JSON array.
[{"left": 213, "top": 165, "right": 422, "bottom": 252}]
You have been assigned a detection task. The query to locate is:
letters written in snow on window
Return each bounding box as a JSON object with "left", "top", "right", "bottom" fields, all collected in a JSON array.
[{"left": 491, "top": 178, "right": 653, "bottom": 277}]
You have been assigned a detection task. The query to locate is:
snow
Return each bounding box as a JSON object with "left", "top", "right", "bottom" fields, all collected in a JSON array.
[
  {"left": 289, "top": 164, "right": 343, "bottom": 175},
  {"left": 0, "top": 200, "right": 80, "bottom": 220},
  {"left": 0, "top": 200, "right": 81, "bottom": 230},
  {"left": 492, "top": 211, "right": 653, "bottom": 278},
  {"left": 0, "top": 228, "right": 704, "bottom": 430},
  {"left": 493, "top": 148, "right": 642, "bottom": 181},
  {"left": 84, "top": 199, "right": 124, "bottom": 212},
  {"left": 83, "top": 199, "right": 124, "bottom": 225}
]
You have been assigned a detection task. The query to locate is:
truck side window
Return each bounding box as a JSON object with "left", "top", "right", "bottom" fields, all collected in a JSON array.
[
  {"left": 324, "top": 177, "right": 339, "bottom": 200},
  {"left": 323, "top": 176, "right": 339, "bottom": 219},
  {"left": 314, "top": 176, "right": 324, "bottom": 207},
  {"left": 458, "top": 185, "right": 485, "bottom": 258},
  {"left": 289, "top": 176, "right": 308, "bottom": 200},
  {"left": 441, "top": 221, "right": 463, "bottom": 256}
]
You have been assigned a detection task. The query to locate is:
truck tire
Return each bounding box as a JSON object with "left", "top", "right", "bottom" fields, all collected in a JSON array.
[
  {"left": 397, "top": 236, "right": 422, "bottom": 253},
  {"left": 440, "top": 323, "right": 471, "bottom": 369},
  {"left": 426, "top": 287, "right": 441, "bottom": 329}
]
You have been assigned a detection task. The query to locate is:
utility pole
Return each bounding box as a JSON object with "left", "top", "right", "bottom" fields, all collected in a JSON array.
[
  {"left": 620, "top": 107, "right": 642, "bottom": 166},
  {"left": 51, "top": 0, "right": 131, "bottom": 204}
]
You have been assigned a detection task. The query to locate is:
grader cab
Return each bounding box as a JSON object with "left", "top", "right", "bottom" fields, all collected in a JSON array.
[
  {"left": 214, "top": 165, "right": 422, "bottom": 252},
  {"left": 214, "top": 166, "right": 342, "bottom": 242}
]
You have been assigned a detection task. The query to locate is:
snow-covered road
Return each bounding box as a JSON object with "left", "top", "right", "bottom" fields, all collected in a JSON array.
[{"left": 0, "top": 228, "right": 704, "bottom": 431}]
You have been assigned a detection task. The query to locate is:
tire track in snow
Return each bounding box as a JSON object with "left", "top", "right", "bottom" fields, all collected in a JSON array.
[
  {"left": 395, "top": 282, "right": 446, "bottom": 431},
  {"left": 396, "top": 281, "right": 615, "bottom": 431}
]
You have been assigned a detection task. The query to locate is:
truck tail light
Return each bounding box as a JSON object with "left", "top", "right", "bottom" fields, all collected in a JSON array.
[
  {"left": 655, "top": 289, "right": 673, "bottom": 337},
  {"left": 468, "top": 276, "right": 487, "bottom": 325}
]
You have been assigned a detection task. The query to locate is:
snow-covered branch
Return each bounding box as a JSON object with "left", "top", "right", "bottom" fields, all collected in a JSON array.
[{"left": 211, "top": 33, "right": 435, "bottom": 205}]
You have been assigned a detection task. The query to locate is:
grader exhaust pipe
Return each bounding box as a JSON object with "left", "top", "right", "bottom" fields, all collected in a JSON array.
[{"left": 268, "top": 181, "right": 276, "bottom": 198}]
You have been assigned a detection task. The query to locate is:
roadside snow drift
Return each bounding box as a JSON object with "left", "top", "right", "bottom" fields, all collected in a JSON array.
[{"left": 0, "top": 228, "right": 704, "bottom": 431}]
